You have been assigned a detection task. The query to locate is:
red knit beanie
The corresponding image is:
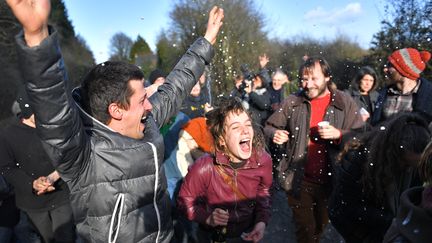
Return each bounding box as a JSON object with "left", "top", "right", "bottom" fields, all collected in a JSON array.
[{"left": 388, "top": 48, "right": 431, "bottom": 80}]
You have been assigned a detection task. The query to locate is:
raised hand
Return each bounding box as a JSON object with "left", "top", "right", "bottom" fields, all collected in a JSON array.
[
  {"left": 204, "top": 6, "right": 224, "bottom": 45},
  {"left": 259, "top": 54, "right": 269, "bottom": 68},
  {"left": 6, "top": 0, "right": 51, "bottom": 47}
]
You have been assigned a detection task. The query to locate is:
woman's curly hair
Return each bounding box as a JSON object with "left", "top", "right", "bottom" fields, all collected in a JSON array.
[{"left": 205, "top": 96, "right": 265, "bottom": 154}]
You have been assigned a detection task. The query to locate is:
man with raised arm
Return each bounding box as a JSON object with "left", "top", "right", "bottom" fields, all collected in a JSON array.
[{"left": 6, "top": 0, "right": 223, "bottom": 242}]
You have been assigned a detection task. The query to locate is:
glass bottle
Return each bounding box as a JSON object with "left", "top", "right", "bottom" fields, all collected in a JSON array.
[{"left": 211, "top": 225, "right": 227, "bottom": 243}]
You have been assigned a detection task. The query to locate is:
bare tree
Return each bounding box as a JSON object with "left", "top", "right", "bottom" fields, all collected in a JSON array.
[
  {"left": 161, "top": 0, "right": 268, "bottom": 95},
  {"left": 109, "top": 32, "right": 133, "bottom": 62},
  {"left": 369, "top": 0, "right": 432, "bottom": 80}
]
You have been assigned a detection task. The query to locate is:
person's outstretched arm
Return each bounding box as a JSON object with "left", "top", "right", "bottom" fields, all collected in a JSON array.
[
  {"left": 150, "top": 7, "right": 224, "bottom": 127},
  {"left": 8, "top": 0, "right": 88, "bottom": 181}
]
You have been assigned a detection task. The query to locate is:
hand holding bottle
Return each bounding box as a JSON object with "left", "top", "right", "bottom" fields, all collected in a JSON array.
[{"left": 206, "top": 208, "right": 229, "bottom": 227}]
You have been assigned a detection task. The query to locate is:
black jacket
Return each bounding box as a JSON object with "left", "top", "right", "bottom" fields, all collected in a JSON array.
[
  {"left": 383, "top": 186, "right": 432, "bottom": 243},
  {"left": 248, "top": 87, "right": 272, "bottom": 126},
  {"left": 0, "top": 118, "right": 70, "bottom": 212},
  {"left": 344, "top": 88, "right": 379, "bottom": 116},
  {"left": 328, "top": 149, "right": 393, "bottom": 243},
  {"left": 16, "top": 28, "right": 214, "bottom": 243},
  {"left": 180, "top": 95, "right": 207, "bottom": 119},
  {"left": 329, "top": 147, "right": 422, "bottom": 243},
  {"left": 371, "top": 78, "right": 432, "bottom": 125}
]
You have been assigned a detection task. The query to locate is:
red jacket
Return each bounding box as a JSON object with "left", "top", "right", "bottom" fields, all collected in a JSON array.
[{"left": 177, "top": 150, "right": 272, "bottom": 237}]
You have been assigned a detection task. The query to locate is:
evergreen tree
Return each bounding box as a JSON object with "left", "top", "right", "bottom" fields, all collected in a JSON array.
[
  {"left": 130, "top": 35, "right": 152, "bottom": 63},
  {"left": 50, "top": 0, "right": 75, "bottom": 41},
  {"left": 130, "top": 35, "right": 155, "bottom": 78},
  {"left": 155, "top": 31, "right": 182, "bottom": 75},
  {"left": 369, "top": 0, "right": 432, "bottom": 81},
  {"left": 0, "top": 0, "right": 95, "bottom": 120}
]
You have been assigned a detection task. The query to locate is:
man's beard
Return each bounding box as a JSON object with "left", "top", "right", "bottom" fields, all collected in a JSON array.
[{"left": 304, "top": 84, "right": 327, "bottom": 99}]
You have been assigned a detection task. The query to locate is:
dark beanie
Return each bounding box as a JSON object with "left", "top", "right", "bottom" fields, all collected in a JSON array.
[
  {"left": 16, "top": 86, "right": 33, "bottom": 119},
  {"left": 148, "top": 69, "right": 166, "bottom": 84}
]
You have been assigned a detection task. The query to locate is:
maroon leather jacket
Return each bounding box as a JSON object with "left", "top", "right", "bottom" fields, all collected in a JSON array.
[{"left": 177, "top": 150, "right": 272, "bottom": 237}]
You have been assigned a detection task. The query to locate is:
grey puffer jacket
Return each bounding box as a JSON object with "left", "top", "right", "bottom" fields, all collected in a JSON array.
[{"left": 16, "top": 28, "right": 214, "bottom": 243}]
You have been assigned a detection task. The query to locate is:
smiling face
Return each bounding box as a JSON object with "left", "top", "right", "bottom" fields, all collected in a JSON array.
[
  {"left": 116, "top": 80, "right": 153, "bottom": 139},
  {"left": 300, "top": 62, "right": 330, "bottom": 99},
  {"left": 220, "top": 111, "right": 254, "bottom": 162},
  {"left": 272, "top": 72, "right": 288, "bottom": 90}
]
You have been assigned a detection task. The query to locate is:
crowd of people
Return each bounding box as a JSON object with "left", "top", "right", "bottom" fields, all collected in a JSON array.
[{"left": 1, "top": 1, "right": 432, "bottom": 243}]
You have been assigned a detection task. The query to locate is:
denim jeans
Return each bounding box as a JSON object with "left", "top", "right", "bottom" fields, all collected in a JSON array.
[
  {"left": 0, "top": 227, "right": 13, "bottom": 243},
  {"left": 14, "top": 211, "right": 41, "bottom": 243}
]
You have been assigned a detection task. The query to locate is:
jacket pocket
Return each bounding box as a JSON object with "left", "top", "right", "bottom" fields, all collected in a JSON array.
[{"left": 108, "top": 193, "right": 125, "bottom": 243}]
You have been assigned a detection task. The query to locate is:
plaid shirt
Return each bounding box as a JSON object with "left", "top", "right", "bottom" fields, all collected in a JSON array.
[{"left": 382, "top": 79, "right": 421, "bottom": 120}]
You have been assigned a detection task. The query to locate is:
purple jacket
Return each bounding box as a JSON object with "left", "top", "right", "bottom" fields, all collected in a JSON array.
[{"left": 177, "top": 150, "right": 272, "bottom": 237}]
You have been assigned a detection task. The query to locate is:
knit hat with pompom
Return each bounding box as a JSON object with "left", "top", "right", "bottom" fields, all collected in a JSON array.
[{"left": 388, "top": 48, "right": 431, "bottom": 80}]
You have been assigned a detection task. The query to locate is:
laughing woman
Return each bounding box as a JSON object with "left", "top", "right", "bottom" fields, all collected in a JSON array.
[{"left": 177, "top": 97, "right": 273, "bottom": 243}]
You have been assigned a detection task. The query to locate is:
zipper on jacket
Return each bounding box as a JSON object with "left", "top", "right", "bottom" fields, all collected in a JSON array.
[
  {"left": 228, "top": 164, "right": 240, "bottom": 223},
  {"left": 148, "top": 142, "right": 162, "bottom": 243},
  {"left": 216, "top": 159, "right": 253, "bottom": 227},
  {"left": 108, "top": 193, "right": 125, "bottom": 243}
]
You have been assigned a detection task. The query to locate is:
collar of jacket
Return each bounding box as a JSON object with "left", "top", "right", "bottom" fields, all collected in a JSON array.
[
  {"left": 71, "top": 87, "right": 116, "bottom": 132},
  {"left": 347, "top": 88, "right": 380, "bottom": 100},
  {"left": 292, "top": 87, "right": 346, "bottom": 110},
  {"left": 253, "top": 87, "right": 267, "bottom": 95},
  {"left": 71, "top": 87, "right": 157, "bottom": 142},
  {"left": 347, "top": 88, "right": 362, "bottom": 97},
  {"left": 380, "top": 78, "right": 432, "bottom": 116},
  {"left": 393, "top": 186, "right": 432, "bottom": 241},
  {"left": 214, "top": 151, "right": 261, "bottom": 169}
]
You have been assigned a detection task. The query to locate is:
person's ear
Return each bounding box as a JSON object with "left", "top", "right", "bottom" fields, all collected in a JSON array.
[
  {"left": 219, "top": 135, "right": 228, "bottom": 149},
  {"left": 108, "top": 103, "right": 123, "bottom": 120},
  {"left": 325, "top": 76, "right": 330, "bottom": 82}
]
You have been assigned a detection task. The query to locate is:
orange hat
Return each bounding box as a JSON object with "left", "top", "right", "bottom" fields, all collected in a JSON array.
[
  {"left": 388, "top": 48, "right": 431, "bottom": 80},
  {"left": 182, "top": 117, "right": 214, "bottom": 153}
]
